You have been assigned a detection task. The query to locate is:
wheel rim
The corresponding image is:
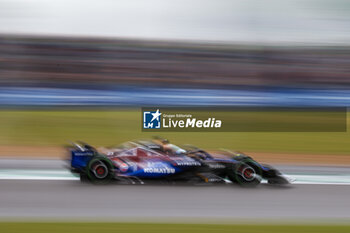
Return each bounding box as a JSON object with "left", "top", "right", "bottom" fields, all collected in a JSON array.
[
  {"left": 92, "top": 162, "right": 108, "bottom": 179},
  {"left": 238, "top": 165, "right": 256, "bottom": 182}
]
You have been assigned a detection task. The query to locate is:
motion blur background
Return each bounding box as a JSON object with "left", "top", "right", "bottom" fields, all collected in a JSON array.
[
  {"left": 1, "top": 0, "right": 350, "bottom": 156},
  {"left": 1, "top": 0, "right": 350, "bottom": 232}
]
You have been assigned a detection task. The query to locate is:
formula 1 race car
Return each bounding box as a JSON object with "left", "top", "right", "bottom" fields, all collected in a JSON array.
[{"left": 68, "top": 138, "right": 291, "bottom": 186}]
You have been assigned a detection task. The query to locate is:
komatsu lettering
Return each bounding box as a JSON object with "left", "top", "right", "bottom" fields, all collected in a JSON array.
[{"left": 144, "top": 167, "right": 175, "bottom": 174}]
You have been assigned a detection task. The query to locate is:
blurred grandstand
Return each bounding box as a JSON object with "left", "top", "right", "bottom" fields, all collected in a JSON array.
[{"left": 1, "top": 35, "right": 350, "bottom": 106}]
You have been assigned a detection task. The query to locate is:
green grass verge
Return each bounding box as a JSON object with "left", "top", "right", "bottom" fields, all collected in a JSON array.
[
  {"left": 0, "top": 222, "right": 349, "bottom": 233},
  {"left": 0, "top": 109, "right": 349, "bottom": 154}
]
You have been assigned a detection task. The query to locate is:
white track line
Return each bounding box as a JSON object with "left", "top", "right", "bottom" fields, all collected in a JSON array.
[{"left": 1, "top": 170, "right": 350, "bottom": 185}]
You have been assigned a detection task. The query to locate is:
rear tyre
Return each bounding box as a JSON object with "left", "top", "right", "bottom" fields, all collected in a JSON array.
[
  {"left": 80, "top": 173, "right": 89, "bottom": 183},
  {"left": 86, "top": 157, "right": 113, "bottom": 184}
]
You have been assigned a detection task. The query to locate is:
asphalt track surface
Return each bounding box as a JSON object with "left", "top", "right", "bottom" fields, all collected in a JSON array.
[{"left": 0, "top": 159, "right": 350, "bottom": 220}]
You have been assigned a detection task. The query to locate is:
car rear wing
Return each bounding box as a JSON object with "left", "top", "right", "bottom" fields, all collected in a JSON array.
[
  {"left": 68, "top": 141, "right": 97, "bottom": 152},
  {"left": 68, "top": 141, "right": 97, "bottom": 170}
]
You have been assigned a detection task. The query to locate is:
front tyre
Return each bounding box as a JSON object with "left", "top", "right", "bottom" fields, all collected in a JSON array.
[{"left": 228, "top": 162, "right": 262, "bottom": 187}]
